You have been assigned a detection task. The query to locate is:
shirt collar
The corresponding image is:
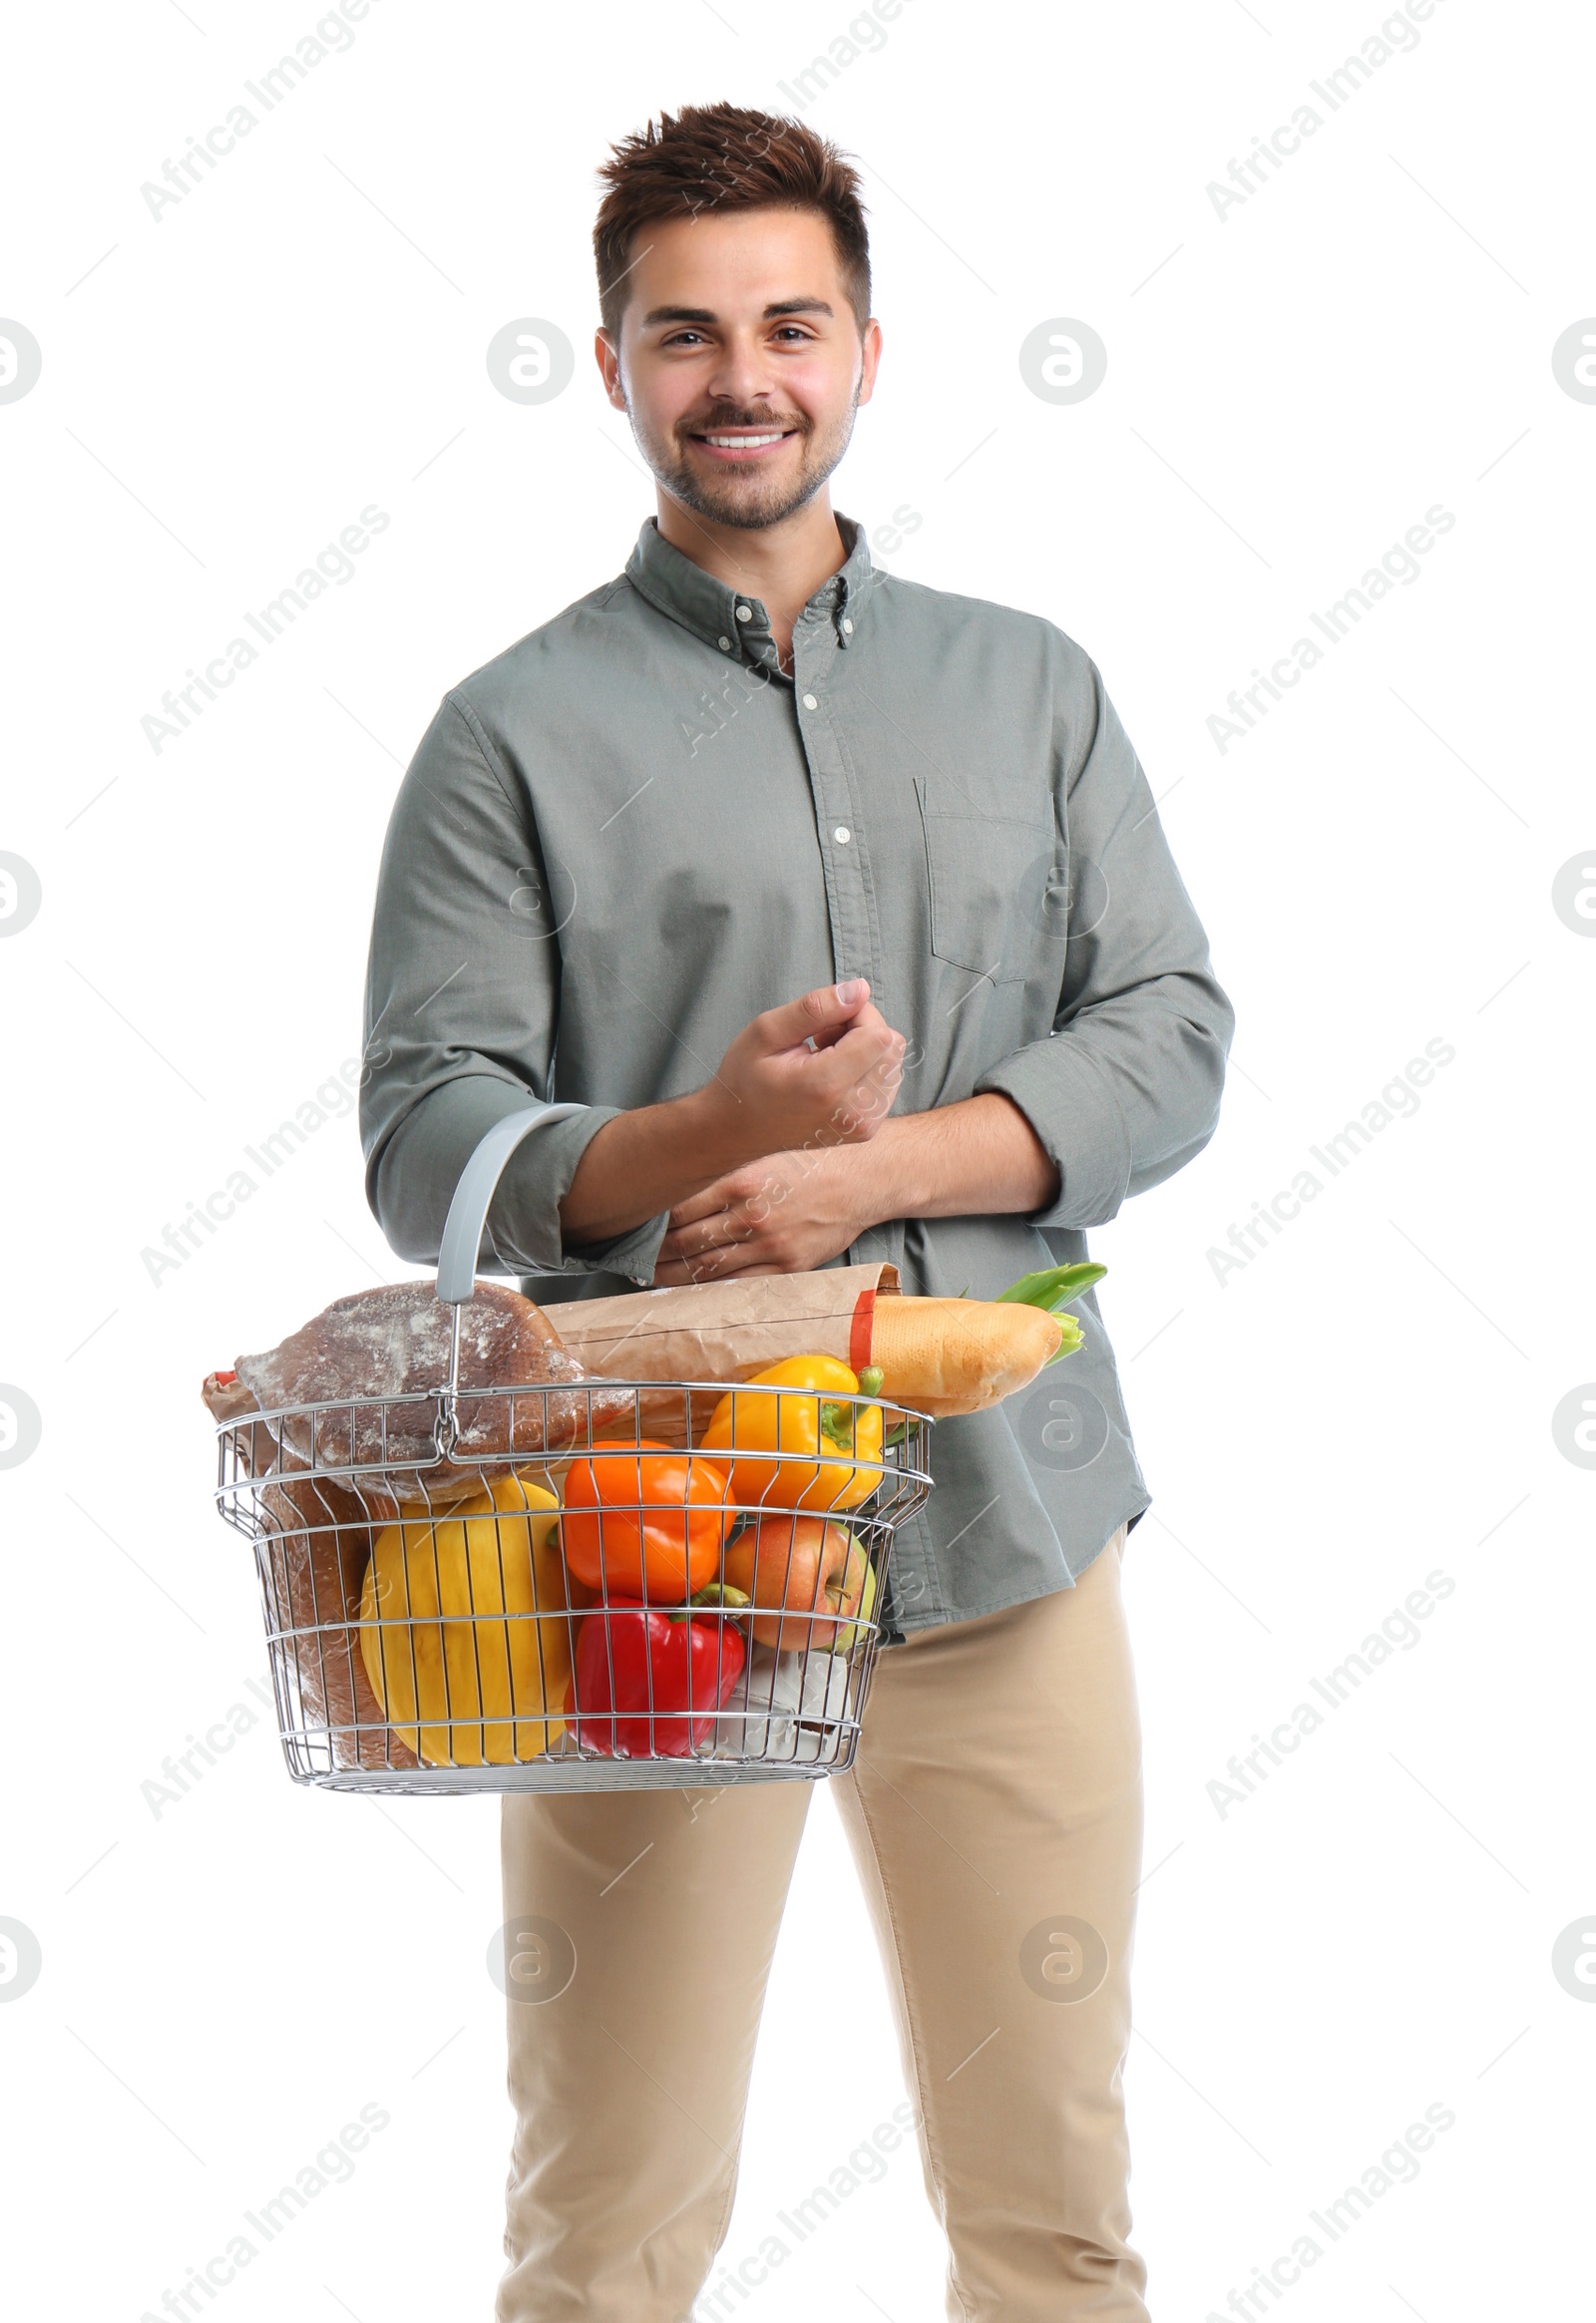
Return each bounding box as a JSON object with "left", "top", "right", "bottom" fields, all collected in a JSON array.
[{"left": 624, "top": 511, "right": 876, "bottom": 659}]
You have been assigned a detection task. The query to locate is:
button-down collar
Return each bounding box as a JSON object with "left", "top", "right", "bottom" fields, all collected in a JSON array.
[{"left": 624, "top": 511, "right": 876, "bottom": 664}]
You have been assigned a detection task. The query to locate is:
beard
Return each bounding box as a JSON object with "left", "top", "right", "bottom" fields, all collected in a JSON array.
[{"left": 625, "top": 389, "right": 861, "bottom": 531}]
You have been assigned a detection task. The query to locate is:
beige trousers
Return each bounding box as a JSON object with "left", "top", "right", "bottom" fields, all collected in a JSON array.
[{"left": 497, "top": 1526, "right": 1147, "bottom": 2323}]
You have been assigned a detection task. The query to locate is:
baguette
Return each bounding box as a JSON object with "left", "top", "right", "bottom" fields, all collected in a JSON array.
[{"left": 868, "top": 1296, "right": 1064, "bottom": 1417}]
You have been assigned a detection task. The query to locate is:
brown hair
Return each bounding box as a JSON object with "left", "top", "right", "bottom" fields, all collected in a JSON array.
[{"left": 594, "top": 103, "right": 872, "bottom": 343}]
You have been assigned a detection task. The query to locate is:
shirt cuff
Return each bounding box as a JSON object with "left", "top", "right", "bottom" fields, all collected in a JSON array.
[
  {"left": 371, "top": 1075, "right": 669, "bottom": 1285},
  {"left": 975, "top": 1036, "right": 1133, "bottom": 1230},
  {"left": 488, "top": 1104, "right": 668, "bottom": 1284}
]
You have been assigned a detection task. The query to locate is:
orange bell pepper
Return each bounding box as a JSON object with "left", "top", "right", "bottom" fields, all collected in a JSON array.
[{"left": 560, "top": 1440, "right": 731, "bottom": 1601}]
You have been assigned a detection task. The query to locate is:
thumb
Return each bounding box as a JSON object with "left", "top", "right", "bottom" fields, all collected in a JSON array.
[{"left": 760, "top": 979, "right": 872, "bottom": 1051}]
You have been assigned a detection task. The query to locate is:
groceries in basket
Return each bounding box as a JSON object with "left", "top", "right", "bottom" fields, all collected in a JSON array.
[{"left": 206, "top": 1254, "right": 1097, "bottom": 1783}]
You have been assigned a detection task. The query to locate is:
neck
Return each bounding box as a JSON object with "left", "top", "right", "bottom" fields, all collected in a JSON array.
[{"left": 654, "top": 489, "right": 847, "bottom": 669}]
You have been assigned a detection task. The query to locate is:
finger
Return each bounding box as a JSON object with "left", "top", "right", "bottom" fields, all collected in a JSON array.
[
  {"left": 827, "top": 1024, "right": 906, "bottom": 1103},
  {"left": 653, "top": 1252, "right": 782, "bottom": 1287},
  {"left": 809, "top": 996, "right": 899, "bottom": 1055},
  {"left": 835, "top": 1009, "right": 905, "bottom": 1060},
  {"left": 666, "top": 1177, "right": 742, "bottom": 1229},
  {"left": 653, "top": 1236, "right": 764, "bottom": 1285},
  {"left": 658, "top": 1212, "right": 754, "bottom": 1264},
  {"left": 757, "top": 979, "right": 872, "bottom": 1055},
  {"left": 650, "top": 1255, "right": 701, "bottom": 1287}
]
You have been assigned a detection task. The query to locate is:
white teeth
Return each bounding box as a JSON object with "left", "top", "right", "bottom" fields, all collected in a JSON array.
[{"left": 702, "top": 433, "right": 786, "bottom": 448}]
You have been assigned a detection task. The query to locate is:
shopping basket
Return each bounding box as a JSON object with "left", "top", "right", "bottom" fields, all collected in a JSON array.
[{"left": 212, "top": 1106, "right": 934, "bottom": 1793}]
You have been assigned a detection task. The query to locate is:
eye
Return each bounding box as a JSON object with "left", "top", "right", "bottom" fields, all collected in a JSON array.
[
  {"left": 661, "top": 329, "right": 708, "bottom": 348},
  {"left": 772, "top": 326, "right": 815, "bottom": 343}
]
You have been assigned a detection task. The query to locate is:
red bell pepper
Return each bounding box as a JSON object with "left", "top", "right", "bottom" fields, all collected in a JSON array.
[{"left": 569, "top": 1584, "right": 749, "bottom": 1758}]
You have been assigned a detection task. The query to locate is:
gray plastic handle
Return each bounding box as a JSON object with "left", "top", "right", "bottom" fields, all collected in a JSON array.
[{"left": 435, "top": 1103, "right": 588, "bottom": 1308}]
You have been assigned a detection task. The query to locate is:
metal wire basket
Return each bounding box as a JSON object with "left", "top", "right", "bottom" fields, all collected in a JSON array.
[{"left": 212, "top": 1106, "right": 934, "bottom": 1794}]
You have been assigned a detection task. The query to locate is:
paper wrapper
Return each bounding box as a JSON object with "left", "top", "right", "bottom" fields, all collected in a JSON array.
[
  {"left": 204, "top": 1371, "right": 414, "bottom": 1772},
  {"left": 230, "top": 1283, "right": 636, "bottom": 1492},
  {"left": 709, "top": 1645, "right": 858, "bottom": 1762},
  {"left": 547, "top": 1265, "right": 901, "bottom": 1444},
  {"left": 258, "top": 1462, "right": 416, "bottom": 1773}
]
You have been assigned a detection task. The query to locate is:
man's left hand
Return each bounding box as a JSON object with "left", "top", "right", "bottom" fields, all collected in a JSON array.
[{"left": 653, "top": 1145, "right": 876, "bottom": 1282}]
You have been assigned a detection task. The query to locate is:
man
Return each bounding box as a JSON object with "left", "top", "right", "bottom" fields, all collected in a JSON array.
[{"left": 361, "top": 102, "right": 1233, "bottom": 2323}]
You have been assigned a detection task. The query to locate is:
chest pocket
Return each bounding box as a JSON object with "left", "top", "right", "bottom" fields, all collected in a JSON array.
[{"left": 916, "top": 775, "right": 1061, "bottom": 981}]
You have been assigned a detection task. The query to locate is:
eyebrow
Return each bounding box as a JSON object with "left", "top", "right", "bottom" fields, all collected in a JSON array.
[{"left": 638, "top": 297, "right": 837, "bottom": 327}]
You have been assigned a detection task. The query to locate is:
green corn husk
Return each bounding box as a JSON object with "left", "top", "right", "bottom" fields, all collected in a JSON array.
[
  {"left": 997, "top": 1263, "right": 1105, "bottom": 1364},
  {"left": 997, "top": 1262, "right": 1106, "bottom": 1310}
]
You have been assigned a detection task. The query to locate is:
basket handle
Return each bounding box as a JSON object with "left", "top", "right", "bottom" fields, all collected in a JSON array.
[{"left": 435, "top": 1102, "right": 590, "bottom": 1309}]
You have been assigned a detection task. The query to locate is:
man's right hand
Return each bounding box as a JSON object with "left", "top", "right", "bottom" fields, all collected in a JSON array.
[
  {"left": 700, "top": 978, "right": 906, "bottom": 1156},
  {"left": 556, "top": 979, "right": 906, "bottom": 1251}
]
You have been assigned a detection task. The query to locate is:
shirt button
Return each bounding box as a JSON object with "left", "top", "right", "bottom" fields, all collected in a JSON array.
[
  {"left": 842, "top": 617, "right": 854, "bottom": 634},
  {"left": 717, "top": 636, "right": 731, "bottom": 651},
  {"left": 735, "top": 604, "right": 753, "bottom": 623},
  {"left": 834, "top": 826, "right": 852, "bottom": 844},
  {"left": 802, "top": 692, "right": 818, "bottom": 709}
]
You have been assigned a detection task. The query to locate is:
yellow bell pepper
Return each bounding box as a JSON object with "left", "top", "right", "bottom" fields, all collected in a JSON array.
[
  {"left": 358, "top": 1470, "right": 573, "bottom": 1766},
  {"left": 699, "top": 1354, "right": 885, "bottom": 1515}
]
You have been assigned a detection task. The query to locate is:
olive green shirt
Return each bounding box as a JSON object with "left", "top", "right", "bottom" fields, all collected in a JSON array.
[{"left": 360, "top": 515, "right": 1234, "bottom": 1633}]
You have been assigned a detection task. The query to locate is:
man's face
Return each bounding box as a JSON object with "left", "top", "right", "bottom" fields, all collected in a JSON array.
[{"left": 597, "top": 206, "right": 882, "bottom": 531}]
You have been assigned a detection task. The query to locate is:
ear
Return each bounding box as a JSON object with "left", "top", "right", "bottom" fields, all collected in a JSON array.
[
  {"left": 594, "top": 326, "right": 625, "bottom": 411},
  {"left": 854, "top": 316, "right": 884, "bottom": 409}
]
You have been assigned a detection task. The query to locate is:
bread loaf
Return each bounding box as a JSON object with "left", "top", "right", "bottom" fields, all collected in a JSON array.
[
  {"left": 228, "top": 1281, "right": 636, "bottom": 1507},
  {"left": 868, "top": 1296, "right": 1063, "bottom": 1417}
]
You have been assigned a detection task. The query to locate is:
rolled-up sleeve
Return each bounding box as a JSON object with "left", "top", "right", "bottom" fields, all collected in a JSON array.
[
  {"left": 975, "top": 644, "right": 1234, "bottom": 1230},
  {"left": 359, "top": 693, "right": 668, "bottom": 1281}
]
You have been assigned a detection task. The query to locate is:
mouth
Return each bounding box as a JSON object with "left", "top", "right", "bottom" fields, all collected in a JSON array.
[{"left": 687, "top": 427, "right": 800, "bottom": 463}]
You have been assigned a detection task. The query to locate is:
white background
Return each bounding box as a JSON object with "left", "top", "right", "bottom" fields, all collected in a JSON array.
[{"left": 2, "top": 1, "right": 1592, "bottom": 2317}]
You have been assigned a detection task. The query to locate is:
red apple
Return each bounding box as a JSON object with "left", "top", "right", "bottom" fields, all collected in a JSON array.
[{"left": 720, "top": 1517, "right": 876, "bottom": 1653}]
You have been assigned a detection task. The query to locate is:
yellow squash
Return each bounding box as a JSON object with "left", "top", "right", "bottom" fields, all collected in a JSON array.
[{"left": 358, "top": 1471, "right": 573, "bottom": 1766}]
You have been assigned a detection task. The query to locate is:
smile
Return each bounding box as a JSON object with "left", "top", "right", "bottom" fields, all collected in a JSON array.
[{"left": 690, "top": 430, "right": 797, "bottom": 457}]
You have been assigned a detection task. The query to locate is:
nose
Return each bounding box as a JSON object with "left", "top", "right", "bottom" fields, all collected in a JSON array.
[{"left": 702, "top": 328, "right": 778, "bottom": 415}]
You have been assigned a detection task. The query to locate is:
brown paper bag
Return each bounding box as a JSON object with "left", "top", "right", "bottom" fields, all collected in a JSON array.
[{"left": 547, "top": 1265, "right": 901, "bottom": 1443}]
